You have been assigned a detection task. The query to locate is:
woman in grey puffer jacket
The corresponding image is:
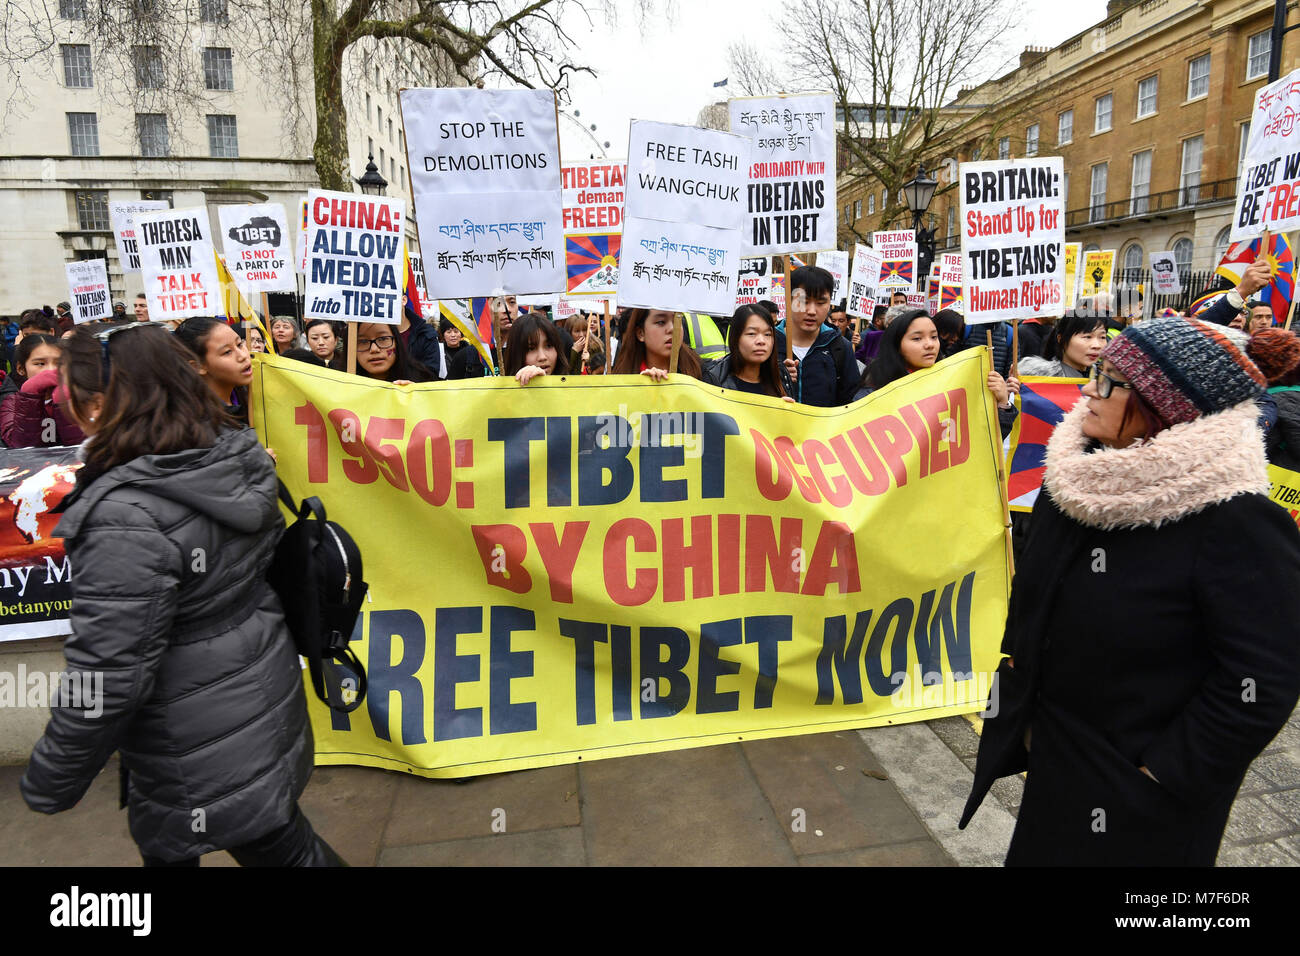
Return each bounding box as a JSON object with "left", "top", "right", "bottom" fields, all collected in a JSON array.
[{"left": 20, "top": 322, "right": 342, "bottom": 866}]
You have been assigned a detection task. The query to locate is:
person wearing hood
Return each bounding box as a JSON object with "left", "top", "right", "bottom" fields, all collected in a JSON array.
[
  {"left": 776, "top": 265, "right": 861, "bottom": 406},
  {"left": 398, "top": 296, "right": 441, "bottom": 379},
  {"left": 20, "top": 322, "right": 343, "bottom": 866},
  {"left": 960, "top": 315, "right": 1300, "bottom": 865},
  {"left": 1248, "top": 327, "right": 1300, "bottom": 471}
]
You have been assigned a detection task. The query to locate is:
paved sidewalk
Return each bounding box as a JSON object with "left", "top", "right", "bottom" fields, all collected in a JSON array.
[{"left": 0, "top": 730, "right": 953, "bottom": 867}]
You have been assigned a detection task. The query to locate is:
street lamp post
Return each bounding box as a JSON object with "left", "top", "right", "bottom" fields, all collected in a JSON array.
[
  {"left": 903, "top": 163, "right": 939, "bottom": 284},
  {"left": 356, "top": 154, "right": 389, "bottom": 196}
]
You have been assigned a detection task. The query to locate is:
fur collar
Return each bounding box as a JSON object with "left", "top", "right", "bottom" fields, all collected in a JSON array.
[{"left": 1043, "top": 400, "right": 1268, "bottom": 530}]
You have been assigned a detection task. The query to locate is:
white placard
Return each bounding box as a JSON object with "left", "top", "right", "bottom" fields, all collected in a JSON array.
[
  {"left": 64, "top": 259, "right": 111, "bottom": 324},
  {"left": 846, "top": 243, "right": 883, "bottom": 320},
  {"left": 401, "top": 87, "right": 564, "bottom": 297},
  {"left": 109, "top": 200, "right": 169, "bottom": 273},
  {"left": 1149, "top": 251, "right": 1182, "bottom": 295},
  {"left": 1232, "top": 66, "right": 1300, "bottom": 241},
  {"left": 872, "top": 230, "right": 918, "bottom": 290},
  {"left": 728, "top": 93, "right": 836, "bottom": 256},
  {"left": 563, "top": 159, "right": 625, "bottom": 296},
  {"left": 818, "top": 249, "right": 848, "bottom": 303},
  {"left": 304, "top": 189, "right": 406, "bottom": 324},
  {"left": 135, "top": 206, "right": 221, "bottom": 320},
  {"left": 218, "top": 203, "right": 296, "bottom": 294},
  {"left": 958, "top": 157, "right": 1066, "bottom": 325}
]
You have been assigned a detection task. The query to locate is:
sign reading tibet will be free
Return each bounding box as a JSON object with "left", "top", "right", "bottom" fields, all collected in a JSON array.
[
  {"left": 304, "top": 190, "right": 405, "bottom": 324},
  {"left": 64, "top": 259, "right": 111, "bottom": 323},
  {"left": 218, "top": 203, "right": 296, "bottom": 294},
  {"left": 563, "top": 160, "right": 626, "bottom": 296},
  {"left": 109, "top": 199, "right": 169, "bottom": 273},
  {"left": 621, "top": 119, "right": 750, "bottom": 315},
  {"left": 846, "top": 243, "right": 883, "bottom": 320},
  {"left": 401, "top": 87, "right": 565, "bottom": 298},
  {"left": 1232, "top": 66, "right": 1300, "bottom": 241},
  {"left": 729, "top": 93, "right": 835, "bottom": 256},
  {"left": 136, "top": 206, "right": 221, "bottom": 320},
  {"left": 959, "top": 157, "right": 1066, "bottom": 325}
]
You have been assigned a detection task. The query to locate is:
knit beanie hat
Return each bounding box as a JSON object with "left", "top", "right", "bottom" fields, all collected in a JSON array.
[
  {"left": 1101, "top": 315, "right": 1266, "bottom": 426},
  {"left": 1246, "top": 328, "right": 1300, "bottom": 385}
]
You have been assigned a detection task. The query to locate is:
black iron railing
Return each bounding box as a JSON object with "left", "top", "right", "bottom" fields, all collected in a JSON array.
[{"left": 1067, "top": 178, "right": 1235, "bottom": 228}]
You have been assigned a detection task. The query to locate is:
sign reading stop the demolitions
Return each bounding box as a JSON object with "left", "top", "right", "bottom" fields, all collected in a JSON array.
[
  {"left": 136, "top": 206, "right": 221, "bottom": 320},
  {"left": 1232, "top": 66, "right": 1300, "bottom": 241},
  {"left": 958, "top": 157, "right": 1066, "bottom": 325},
  {"left": 563, "top": 160, "right": 625, "bottom": 296},
  {"left": 304, "top": 189, "right": 406, "bottom": 324},
  {"left": 64, "top": 259, "right": 111, "bottom": 323}
]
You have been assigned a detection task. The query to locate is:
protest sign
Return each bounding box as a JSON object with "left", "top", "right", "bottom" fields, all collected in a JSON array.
[
  {"left": 1080, "top": 249, "right": 1115, "bottom": 298},
  {"left": 251, "top": 346, "right": 1009, "bottom": 776},
  {"left": 1268, "top": 463, "right": 1300, "bottom": 531},
  {"left": 620, "top": 119, "right": 749, "bottom": 315},
  {"left": 1232, "top": 66, "right": 1300, "bottom": 240},
  {"left": 846, "top": 243, "right": 882, "bottom": 320},
  {"left": 927, "top": 265, "right": 940, "bottom": 314},
  {"left": 409, "top": 252, "right": 428, "bottom": 299},
  {"left": 109, "top": 199, "right": 169, "bottom": 273},
  {"left": 0, "top": 446, "right": 80, "bottom": 642},
  {"left": 736, "top": 256, "right": 772, "bottom": 310},
  {"left": 729, "top": 93, "right": 835, "bottom": 256},
  {"left": 563, "top": 160, "right": 625, "bottom": 296},
  {"left": 401, "top": 88, "right": 564, "bottom": 298},
  {"left": 64, "top": 259, "right": 111, "bottom": 324},
  {"left": 818, "top": 249, "right": 848, "bottom": 303},
  {"left": 874, "top": 230, "right": 918, "bottom": 289},
  {"left": 1063, "top": 242, "right": 1081, "bottom": 311},
  {"left": 905, "top": 291, "right": 928, "bottom": 311},
  {"left": 303, "top": 189, "right": 405, "bottom": 324},
  {"left": 1149, "top": 251, "right": 1181, "bottom": 295},
  {"left": 136, "top": 206, "right": 222, "bottom": 321},
  {"left": 958, "top": 157, "right": 1066, "bottom": 325},
  {"left": 296, "top": 198, "right": 308, "bottom": 272},
  {"left": 938, "top": 252, "right": 964, "bottom": 313},
  {"left": 217, "top": 203, "right": 296, "bottom": 294}
]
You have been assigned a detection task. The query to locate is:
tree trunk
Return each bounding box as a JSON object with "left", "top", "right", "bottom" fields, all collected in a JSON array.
[{"left": 312, "top": 0, "right": 350, "bottom": 192}]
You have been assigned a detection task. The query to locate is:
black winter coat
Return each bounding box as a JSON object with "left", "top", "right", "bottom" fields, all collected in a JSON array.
[
  {"left": 1267, "top": 386, "right": 1300, "bottom": 471},
  {"left": 21, "top": 427, "right": 313, "bottom": 861},
  {"left": 960, "top": 401, "right": 1300, "bottom": 865},
  {"left": 773, "top": 321, "right": 861, "bottom": 406},
  {"left": 403, "top": 303, "right": 441, "bottom": 379}
]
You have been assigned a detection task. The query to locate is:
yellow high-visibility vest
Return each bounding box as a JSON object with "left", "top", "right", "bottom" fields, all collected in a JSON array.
[{"left": 682, "top": 312, "right": 728, "bottom": 359}]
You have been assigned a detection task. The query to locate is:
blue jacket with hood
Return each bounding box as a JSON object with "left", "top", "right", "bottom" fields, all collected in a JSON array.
[{"left": 773, "top": 320, "right": 862, "bottom": 406}]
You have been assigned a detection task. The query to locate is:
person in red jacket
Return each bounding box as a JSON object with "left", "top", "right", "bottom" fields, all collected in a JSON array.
[{"left": 0, "top": 334, "right": 84, "bottom": 448}]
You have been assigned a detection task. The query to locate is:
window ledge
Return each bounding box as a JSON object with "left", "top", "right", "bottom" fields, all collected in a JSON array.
[
  {"left": 1132, "top": 111, "right": 1157, "bottom": 123},
  {"left": 1091, "top": 127, "right": 1113, "bottom": 137},
  {"left": 1181, "top": 94, "right": 1208, "bottom": 107}
]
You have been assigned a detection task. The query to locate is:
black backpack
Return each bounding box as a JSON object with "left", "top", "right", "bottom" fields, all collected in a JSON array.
[{"left": 267, "top": 480, "right": 368, "bottom": 713}]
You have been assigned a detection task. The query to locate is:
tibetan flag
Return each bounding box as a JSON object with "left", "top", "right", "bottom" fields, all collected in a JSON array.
[
  {"left": 566, "top": 233, "right": 620, "bottom": 293},
  {"left": 436, "top": 298, "right": 495, "bottom": 370},
  {"left": 1216, "top": 232, "right": 1294, "bottom": 324},
  {"left": 1007, "top": 376, "right": 1087, "bottom": 513},
  {"left": 880, "top": 258, "right": 914, "bottom": 287},
  {"left": 939, "top": 283, "right": 963, "bottom": 311},
  {"left": 215, "top": 252, "right": 270, "bottom": 344},
  {"left": 1187, "top": 289, "right": 1227, "bottom": 318},
  {"left": 403, "top": 246, "right": 423, "bottom": 319},
  {"left": 927, "top": 271, "right": 940, "bottom": 312}
]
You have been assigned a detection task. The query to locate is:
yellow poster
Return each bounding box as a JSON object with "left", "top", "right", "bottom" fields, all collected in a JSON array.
[
  {"left": 1268, "top": 463, "right": 1300, "bottom": 530},
  {"left": 1080, "top": 249, "right": 1115, "bottom": 298},
  {"left": 251, "top": 348, "right": 1011, "bottom": 777},
  {"left": 1063, "top": 242, "right": 1081, "bottom": 311}
]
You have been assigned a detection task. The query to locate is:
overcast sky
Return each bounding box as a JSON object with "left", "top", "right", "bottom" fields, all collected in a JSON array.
[{"left": 555, "top": 0, "right": 1110, "bottom": 160}]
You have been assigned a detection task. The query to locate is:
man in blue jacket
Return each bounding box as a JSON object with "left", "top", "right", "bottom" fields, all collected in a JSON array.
[{"left": 775, "top": 265, "right": 861, "bottom": 406}]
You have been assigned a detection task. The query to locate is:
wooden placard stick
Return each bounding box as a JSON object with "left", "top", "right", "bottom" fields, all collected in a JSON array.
[
  {"left": 670, "top": 311, "right": 683, "bottom": 375},
  {"left": 1011, "top": 318, "right": 1020, "bottom": 378},
  {"left": 346, "top": 322, "right": 357, "bottom": 375},
  {"left": 602, "top": 299, "right": 612, "bottom": 373},
  {"left": 782, "top": 255, "right": 792, "bottom": 322}
]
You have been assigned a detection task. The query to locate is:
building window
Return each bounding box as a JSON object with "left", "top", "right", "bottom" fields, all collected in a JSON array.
[
  {"left": 1063, "top": 173, "right": 1070, "bottom": 207},
  {"left": 1026, "top": 124, "right": 1039, "bottom": 157},
  {"left": 59, "top": 0, "right": 87, "bottom": 18},
  {"left": 998, "top": 136, "right": 1010, "bottom": 160},
  {"left": 1213, "top": 226, "right": 1231, "bottom": 265},
  {"left": 377, "top": 106, "right": 383, "bottom": 130},
  {"left": 1173, "top": 237, "right": 1194, "bottom": 279},
  {"left": 1239, "top": 121, "right": 1252, "bottom": 177},
  {"left": 1136, "top": 75, "right": 1158, "bottom": 117},
  {"left": 881, "top": 188, "right": 887, "bottom": 209},
  {"left": 137, "top": 114, "right": 168, "bottom": 157},
  {"left": 365, "top": 92, "right": 371, "bottom": 121},
  {"left": 1089, "top": 162, "right": 1108, "bottom": 222},
  {"left": 1122, "top": 243, "right": 1144, "bottom": 279},
  {"left": 207, "top": 114, "right": 238, "bottom": 157},
  {"left": 74, "top": 190, "right": 110, "bottom": 230},
  {"left": 380, "top": 147, "right": 385, "bottom": 172},
  {"left": 1130, "top": 150, "right": 1152, "bottom": 215},
  {"left": 203, "top": 48, "right": 234, "bottom": 90},
  {"left": 399, "top": 165, "right": 404, "bottom": 188},
  {"left": 61, "top": 45, "right": 93, "bottom": 88},
  {"left": 1095, "top": 94, "right": 1112, "bottom": 132},
  {"left": 388, "top": 118, "right": 393, "bottom": 142},
  {"left": 199, "top": 0, "right": 228, "bottom": 23},
  {"left": 390, "top": 157, "right": 396, "bottom": 181},
  {"left": 947, "top": 204, "right": 956, "bottom": 238},
  {"left": 1058, "top": 109, "right": 1073, "bottom": 145},
  {"left": 1187, "top": 54, "right": 1210, "bottom": 100},
  {"left": 844, "top": 204, "right": 851, "bottom": 225},
  {"left": 141, "top": 189, "right": 173, "bottom": 206},
  {"left": 67, "top": 112, "right": 99, "bottom": 156},
  {"left": 971, "top": 145, "right": 982, "bottom": 161},
  {"left": 1247, "top": 30, "right": 1271, "bottom": 81},
  {"left": 367, "top": 136, "right": 373, "bottom": 157},
  {"left": 868, "top": 194, "right": 875, "bottom": 215},
  {"left": 1180, "top": 135, "right": 1203, "bottom": 204},
  {"left": 854, "top": 199, "right": 862, "bottom": 219},
  {"left": 133, "top": 46, "right": 164, "bottom": 89}
]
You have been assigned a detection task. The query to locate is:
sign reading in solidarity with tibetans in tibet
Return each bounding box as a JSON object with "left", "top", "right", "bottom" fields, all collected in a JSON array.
[
  {"left": 401, "top": 87, "right": 565, "bottom": 297},
  {"left": 874, "top": 230, "right": 918, "bottom": 289},
  {"left": 251, "top": 347, "right": 1011, "bottom": 776},
  {"left": 1232, "top": 66, "right": 1300, "bottom": 240},
  {"left": 818, "top": 249, "right": 849, "bottom": 304},
  {"left": 846, "top": 243, "right": 882, "bottom": 320},
  {"left": 728, "top": 93, "right": 835, "bottom": 256},
  {"left": 958, "top": 157, "right": 1066, "bottom": 325},
  {"left": 135, "top": 206, "right": 222, "bottom": 321},
  {"left": 109, "top": 199, "right": 169, "bottom": 274},
  {"left": 217, "top": 202, "right": 296, "bottom": 294},
  {"left": 563, "top": 160, "right": 625, "bottom": 296},
  {"left": 620, "top": 119, "right": 750, "bottom": 315},
  {"left": 64, "top": 259, "right": 111, "bottom": 324},
  {"left": 303, "top": 190, "right": 406, "bottom": 324}
]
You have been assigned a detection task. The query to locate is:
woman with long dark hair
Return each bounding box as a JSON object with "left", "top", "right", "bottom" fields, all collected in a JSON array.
[
  {"left": 20, "top": 322, "right": 342, "bottom": 866},
  {"left": 174, "top": 317, "right": 254, "bottom": 423},
  {"left": 352, "top": 321, "right": 434, "bottom": 384},
  {"left": 610, "top": 309, "right": 703, "bottom": 381},
  {"left": 1019, "top": 314, "right": 1109, "bottom": 378},
  {"left": 961, "top": 316, "right": 1300, "bottom": 865},
  {"left": 0, "top": 333, "right": 84, "bottom": 448},
  {"left": 503, "top": 313, "right": 571, "bottom": 384},
  {"left": 705, "top": 304, "right": 793, "bottom": 399}
]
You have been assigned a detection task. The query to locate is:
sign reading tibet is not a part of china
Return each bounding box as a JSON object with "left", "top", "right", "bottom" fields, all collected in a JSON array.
[
  {"left": 563, "top": 159, "right": 626, "bottom": 296},
  {"left": 621, "top": 119, "right": 750, "bottom": 315},
  {"left": 218, "top": 202, "right": 297, "bottom": 294},
  {"left": 958, "top": 157, "right": 1066, "bottom": 325},
  {"left": 303, "top": 190, "right": 406, "bottom": 324},
  {"left": 135, "top": 206, "right": 222, "bottom": 321},
  {"left": 728, "top": 93, "right": 835, "bottom": 256},
  {"left": 1232, "top": 66, "right": 1300, "bottom": 241},
  {"left": 64, "top": 259, "right": 112, "bottom": 324},
  {"left": 401, "top": 87, "right": 565, "bottom": 298}
]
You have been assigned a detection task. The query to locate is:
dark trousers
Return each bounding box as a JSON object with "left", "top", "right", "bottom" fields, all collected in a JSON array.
[{"left": 141, "top": 804, "right": 344, "bottom": 867}]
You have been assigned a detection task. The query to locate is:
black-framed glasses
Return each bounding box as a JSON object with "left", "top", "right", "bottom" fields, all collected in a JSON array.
[
  {"left": 1090, "top": 362, "right": 1134, "bottom": 400},
  {"left": 357, "top": 334, "right": 395, "bottom": 352}
]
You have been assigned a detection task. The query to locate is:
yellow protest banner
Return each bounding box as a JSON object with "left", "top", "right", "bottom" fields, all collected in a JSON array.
[
  {"left": 1080, "top": 249, "right": 1115, "bottom": 298},
  {"left": 251, "top": 348, "right": 1011, "bottom": 777},
  {"left": 1268, "top": 463, "right": 1300, "bottom": 529},
  {"left": 1063, "top": 242, "right": 1081, "bottom": 311}
]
